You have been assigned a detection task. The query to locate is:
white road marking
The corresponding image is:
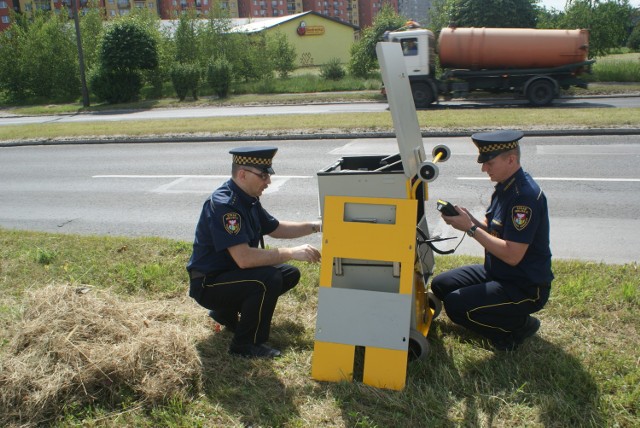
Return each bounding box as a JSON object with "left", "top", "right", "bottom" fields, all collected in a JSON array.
[
  {"left": 92, "top": 175, "right": 312, "bottom": 179},
  {"left": 457, "top": 177, "right": 640, "bottom": 182},
  {"left": 92, "top": 175, "right": 313, "bottom": 194}
]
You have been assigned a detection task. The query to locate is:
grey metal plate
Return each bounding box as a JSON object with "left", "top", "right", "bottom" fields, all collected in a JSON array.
[{"left": 315, "top": 287, "right": 412, "bottom": 351}]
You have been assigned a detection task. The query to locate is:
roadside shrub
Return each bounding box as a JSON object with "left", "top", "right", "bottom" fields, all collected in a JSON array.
[
  {"left": 89, "top": 68, "right": 143, "bottom": 104},
  {"left": 320, "top": 58, "right": 346, "bottom": 81},
  {"left": 100, "top": 20, "right": 158, "bottom": 73},
  {"left": 627, "top": 25, "right": 640, "bottom": 52},
  {"left": 92, "top": 19, "right": 158, "bottom": 104},
  {"left": 170, "top": 63, "right": 201, "bottom": 101},
  {"left": 268, "top": 31, "right": 296, "bottom": 79},
  {"left": 206, "top": 57, "right": 233, "bottom": 98},
  {"left": 231, "top": 33, "right": 273, "bottom": 82},
  {"left": 0, "top": 11, "right": 79, "bottom": 103}
]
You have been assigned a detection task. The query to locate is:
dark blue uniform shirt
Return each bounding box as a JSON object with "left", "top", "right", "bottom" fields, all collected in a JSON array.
[
  {"left": 187, "top": 179, "right": 279, "bottom": 274},
  {"left": 484, "top": 168, "right": 554, "bottom": 284}
]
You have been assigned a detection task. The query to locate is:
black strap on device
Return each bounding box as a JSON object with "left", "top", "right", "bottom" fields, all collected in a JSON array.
[{"left": 416, "top": 228, "right": 464, "bottom": 255}]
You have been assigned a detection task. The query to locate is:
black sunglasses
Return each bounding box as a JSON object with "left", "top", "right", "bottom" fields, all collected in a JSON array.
[{"left": 242, "top": 168, "right": 271, "bottom": 181}]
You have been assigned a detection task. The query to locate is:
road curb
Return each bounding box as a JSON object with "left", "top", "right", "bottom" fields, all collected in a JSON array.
[{"left": 2, "top": 127, "right": 640, "bottom": 147}]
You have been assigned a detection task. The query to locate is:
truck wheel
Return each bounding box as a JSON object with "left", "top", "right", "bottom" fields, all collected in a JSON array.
[
  {"left": 526, "top": 79, "right": 555, "bottom": 107},
  {"left": 411, "top": 82, "right": 434, "bottom": 108}
]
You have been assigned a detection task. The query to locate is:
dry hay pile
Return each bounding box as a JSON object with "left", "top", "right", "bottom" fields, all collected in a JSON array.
[{"left": 0, "top": 283, "right": 209, "bottom": 426}]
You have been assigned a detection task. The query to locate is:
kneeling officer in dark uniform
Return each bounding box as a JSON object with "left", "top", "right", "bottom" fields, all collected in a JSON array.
[
  {"left": 187, "top": 146, "right": 322, "bottom": 358},
  {"left": 432, "top": 130, "right": 553, "bottom": 351}
]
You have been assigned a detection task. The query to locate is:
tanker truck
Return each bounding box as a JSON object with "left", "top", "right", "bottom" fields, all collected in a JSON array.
[{"left": 382, "top": 26, "right": 594, "bottom": 107}]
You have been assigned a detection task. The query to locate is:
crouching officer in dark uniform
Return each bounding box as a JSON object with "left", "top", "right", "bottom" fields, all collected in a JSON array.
[
  {"left": 187, "top": 146, "right": 322, "bottom": 359},
  {"left": 432, "top": 130, "right": 553, "bottom": 351}
]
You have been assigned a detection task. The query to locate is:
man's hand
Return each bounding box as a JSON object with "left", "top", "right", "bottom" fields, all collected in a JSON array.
[
  {"left": 441, "top": 205, "right": 474, "bottom": 232},
  {"left": 290, "top": 244, "right": 321, "bottom": 263}
]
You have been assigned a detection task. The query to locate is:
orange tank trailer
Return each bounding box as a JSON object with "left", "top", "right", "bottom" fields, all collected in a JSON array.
[{"left": 438, "top": 27, "right": 590, "bottom": 70}]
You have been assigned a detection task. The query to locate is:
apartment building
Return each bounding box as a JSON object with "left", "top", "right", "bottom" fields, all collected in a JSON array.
[
  {"left": 1, "top": 0, "right": 18, "bottom": 31},
  {"left": 3, "top": 0, "right": 397, "bottom": 29},
  {"left": 358, "top": 0, "right": 396, "bottom": 29},
  {"left": 157, "top": 0, "right": 238, "bottom": 18}
]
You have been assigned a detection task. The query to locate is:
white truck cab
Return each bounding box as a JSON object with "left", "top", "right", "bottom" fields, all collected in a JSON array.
[{"left": 384, "top": 29, "right": 436, "bottom": 77}]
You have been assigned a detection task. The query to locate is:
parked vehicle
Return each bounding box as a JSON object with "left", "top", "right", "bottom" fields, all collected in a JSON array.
[{"left": 383, "top": 24, "right": 594, "bottom": 107}]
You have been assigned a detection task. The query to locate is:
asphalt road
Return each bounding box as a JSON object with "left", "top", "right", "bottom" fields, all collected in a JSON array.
[
  {"left": 0, "top": 95, "right": 639, "bottom": 127},
  {"left": 1, "top": 134, "right": 639, "bottom": 264}
]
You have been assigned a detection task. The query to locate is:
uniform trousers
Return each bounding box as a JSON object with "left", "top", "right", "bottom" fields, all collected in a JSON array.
[
  {"left": 189, "top": 264, "right": 300, "bottom": 346},
  {"left": 430, "top": 264, "right": 550, "bottom": 342}
]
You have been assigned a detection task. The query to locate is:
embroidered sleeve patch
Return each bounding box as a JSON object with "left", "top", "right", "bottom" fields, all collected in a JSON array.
[
  {"left": 223, "top": 212, "right": 241, "bottom": 234},
  {"left": 512, "top": 205, "right": 532, "bottom": 231}
]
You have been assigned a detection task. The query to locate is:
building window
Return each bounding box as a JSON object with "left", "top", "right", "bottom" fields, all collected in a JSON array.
[
  {"left": 1, "top": 16, "right": 9, "bottom": 23},
  {"left": 0, "top": 1, "right": 8, "bottom": 8}
]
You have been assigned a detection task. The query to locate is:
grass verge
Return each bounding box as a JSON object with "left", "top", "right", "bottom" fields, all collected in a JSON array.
[
  {"left": 0, "top": 228, "right": 638, "bottom": 427},
  {"left": 1, "top": 107, "right": 639, "bottom": 144}
]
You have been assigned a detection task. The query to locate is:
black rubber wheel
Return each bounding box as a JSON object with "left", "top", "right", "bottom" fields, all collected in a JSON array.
[
  {"left": 411, "top": 81, "right": 434, "bottom": 108},
  {"left": 408, "top": 329, "right": 430, "bottom": 361},
  {"left": 526, "top": 79, "right": 555, "bottom": 107},
  {"left": 427, "top": 291, "right": 442, "bottom": 319}
]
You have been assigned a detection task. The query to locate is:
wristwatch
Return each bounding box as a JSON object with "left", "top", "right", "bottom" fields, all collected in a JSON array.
[{"left": 466, "top": 225, "right": 478, "bottom": 237}]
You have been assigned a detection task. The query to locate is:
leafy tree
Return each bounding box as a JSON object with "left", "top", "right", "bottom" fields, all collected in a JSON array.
[
  {"left": 627, "top": 23, "right": 640, "bottom": 51},
  {"left": 535, "top": 4, "right": 564, "bottom": 29},
  {"left": 175, "top": 9, "right": 199, "bottom": 64},
  {"left": 99, "top": 20, "right": 158, "bottom": 72},
  {"left": 206, "top": 56, "right": 233, "bottom": 98},
  {"left": 91, "top": 19, "right": 158, "bottom": 103},
  {"left": 89, "top": 68, "right": 143, "bottom": 104},
  {"left": 198, "top": 3, "right": 234, "bottom": 66},
  {"left": 348, "top": 3, "right": 406, "bottom": 77},
  {"left": 0, "top": 12, "right": 28, "bottom": 101},
  {"left": 141, "top": 12, "right": 176, "bottom": 99},
  {"left": 268, "top": 31, "right": 297, "bottom": 79},
  {"left": 231, "top": 33, "right": 274, "bottom": 82},
  {"left": 428, "top": 0, "right": 538, "bottom": 32},
  {"left": 79, "top": 1, "right": 105, "bottom": 73},
  {"left": 170, "top": 62, "right": 200, "bottom": 101},
  {"left": 0, "top": 10, "right": 79, "bottom": 102},
  {"left": 449, "top": 0, "right": 537, "bottom": 28},
  {"left": 426, "top": 0, "right": 457, "bottom": 31},
  {"left": 560, "top": 0, "right": 633, "bottom": 57}
]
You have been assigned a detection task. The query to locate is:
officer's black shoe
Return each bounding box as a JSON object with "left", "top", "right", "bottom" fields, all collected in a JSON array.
[
  {"left": 208, "top": 310, "right": 238, "bottom": 333},
  {"left": 491, "top": 337, "right": 518, "bottom": 352},
  {"left": 229, "top": 343, "right": 281, "bottom": 359},
  {"left": 491, "top": 316, "right": 540, "bottom": 352},
  {"left": 513, "top": 316, "right": 541, "bottom": 345}
]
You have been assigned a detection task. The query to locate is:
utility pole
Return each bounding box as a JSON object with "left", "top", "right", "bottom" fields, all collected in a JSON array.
[{"left": 71, "top": 0, "right": 90, "bottom": 108}]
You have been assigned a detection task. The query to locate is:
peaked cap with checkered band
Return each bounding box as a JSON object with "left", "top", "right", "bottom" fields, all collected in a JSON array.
[
  {"left": 471, "top": 130, "right": 524, "bottom": 163},
  {"left": 229, "top": 146, "right": 277, "bottom": 174}
]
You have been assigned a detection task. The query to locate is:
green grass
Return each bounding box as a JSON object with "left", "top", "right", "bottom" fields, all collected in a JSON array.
[
  {"left": 1, "top": 107, "right": 639, "bottom": 144},
  {"left": 0, "top": 229, "right": 638, "bottom": 427}
]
